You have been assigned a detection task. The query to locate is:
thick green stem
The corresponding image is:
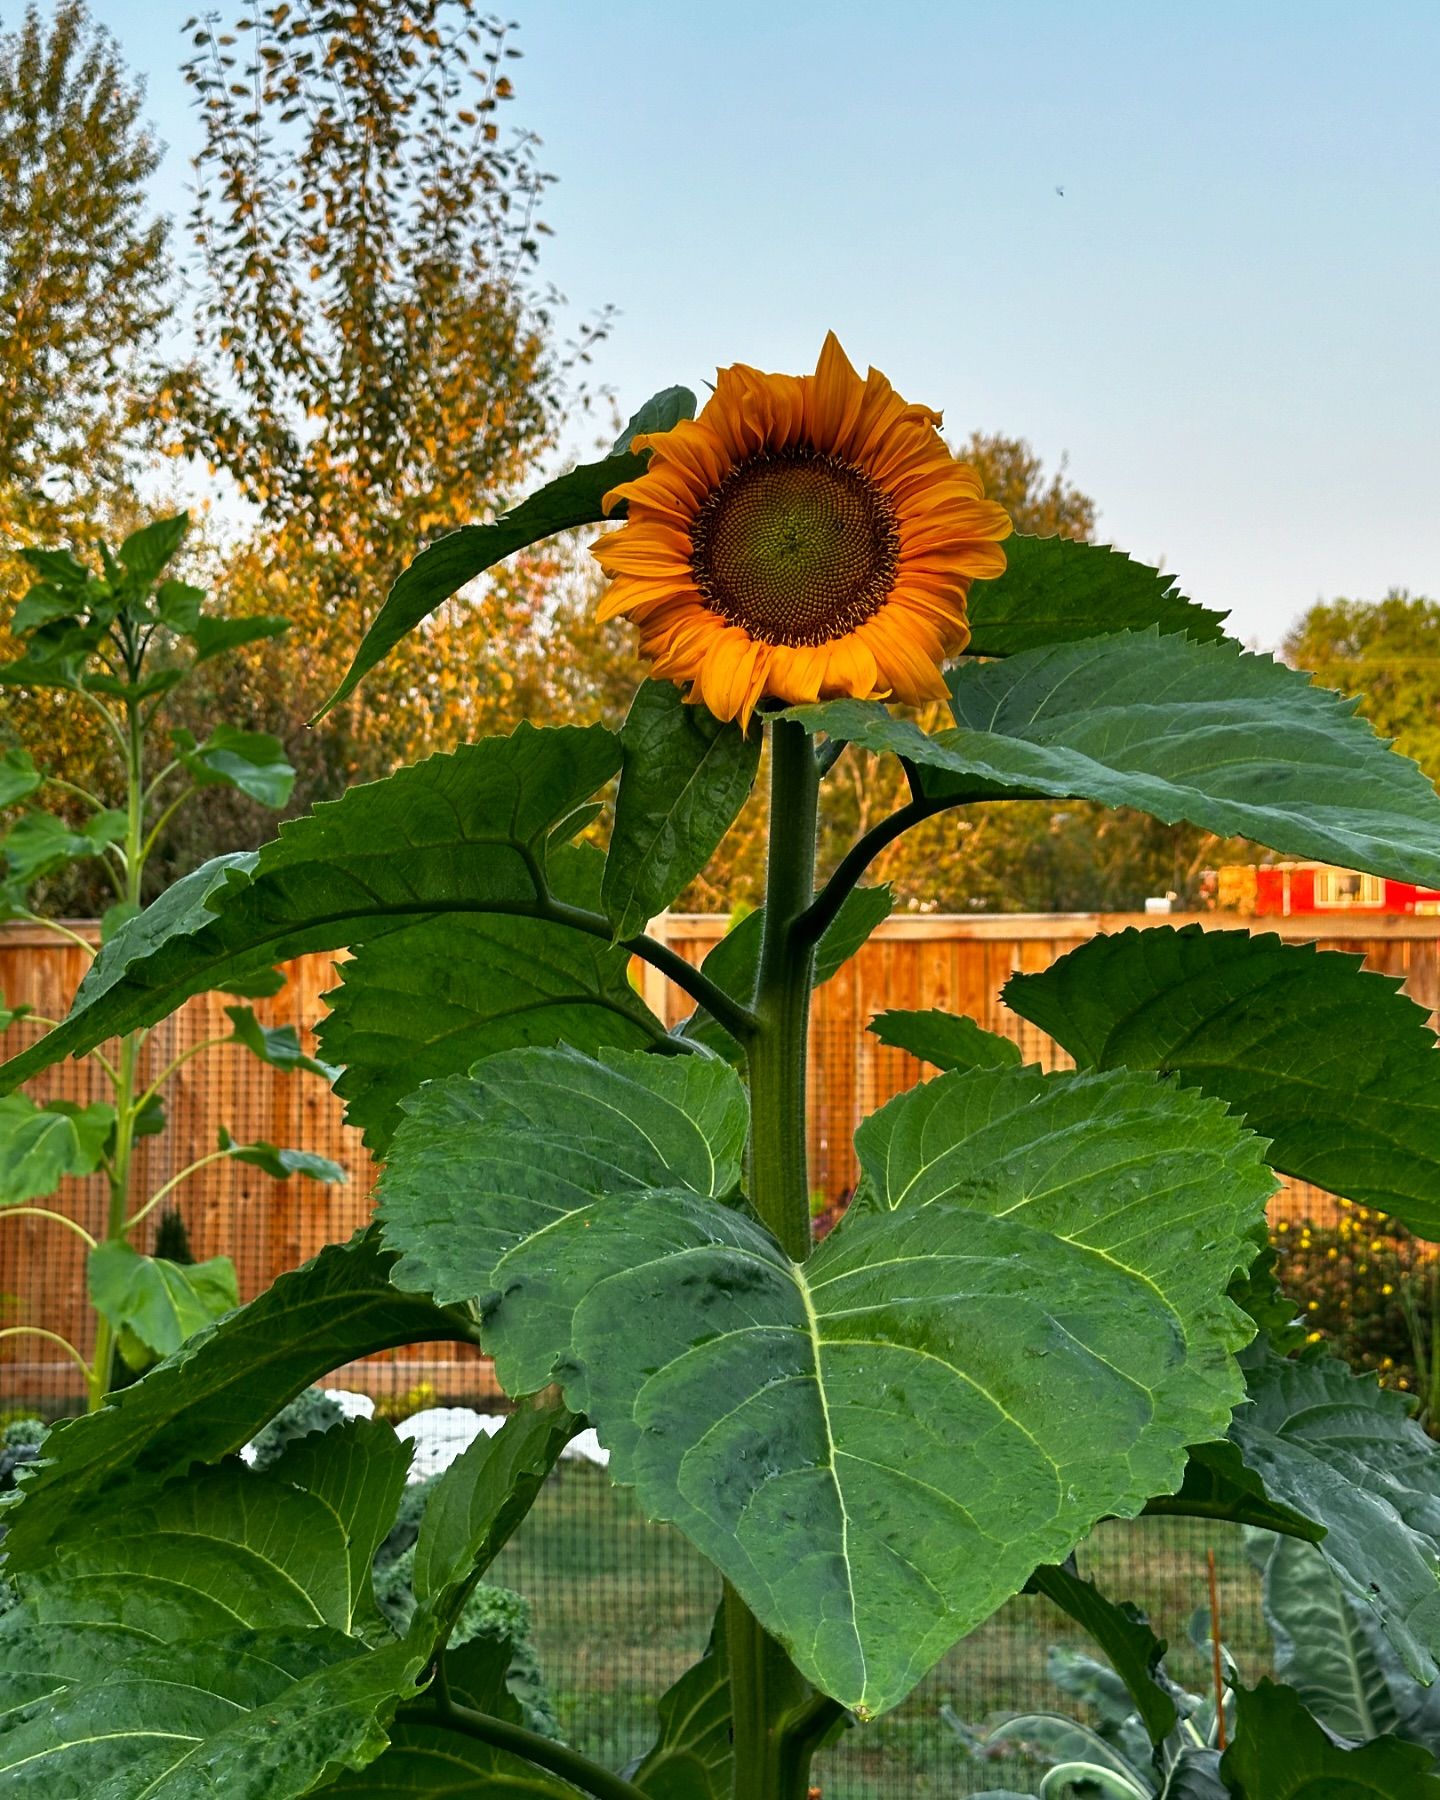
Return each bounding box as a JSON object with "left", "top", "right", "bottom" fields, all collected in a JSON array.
[
  {"left": 87, "top": 697, "right": 148, "bottom": 1412},
  {"left": 747, "top": 719, "right": 820, "bottom": 1259},
  {"left": 726, "top": 719, "right": 824, "bottom": 1800}
]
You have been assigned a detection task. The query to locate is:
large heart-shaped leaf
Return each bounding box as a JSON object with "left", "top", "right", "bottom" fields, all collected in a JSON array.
[
  {"left": 380, "top": 1053, "right": 1273, "bottom": 1716},
  {"left": 317, "top": 384, "right": 695, "bottom": 720},
  {"left": 602, "top": 679, "right": 761, "bottom": 942},
  {"left": 380, "top": 1047, "right": 750, "bottom": 1323},
  {"left": 964, "top": 534, "right": 1228, "bottom": 657},
  {"left": 29, "top": 1417, "right": 409, "bottom": 1639},
  {"left": 789, "top": 629, "right": 1440, "bottom": 887},
  {"left": 0, "top": 724, "right": 622, "bottom": 1091},
  {"left": 1, "top": 1231, "right": 476, "bottom": 1565},
  {"left": 1006, "top": 925, "right": 1440, "bottom": 1238},
  {"left": 319, "top": 843, "right": 665, "bottom": 1153},
  {"left": 0, "top": 1095, "right": 115, "bottom": 1204}
]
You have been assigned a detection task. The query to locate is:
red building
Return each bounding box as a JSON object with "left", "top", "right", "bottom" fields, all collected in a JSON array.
[{"left": 1214, "top": 861, "right": 1440, "bottom": 917}]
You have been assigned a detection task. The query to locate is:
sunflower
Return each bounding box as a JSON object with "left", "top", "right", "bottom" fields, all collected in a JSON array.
[{"left": 591, "top": 333, "right": 1013, "bottom": 728}]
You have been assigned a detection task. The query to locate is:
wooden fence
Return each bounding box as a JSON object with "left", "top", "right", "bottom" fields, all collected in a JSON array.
[{"left": 3, "top": 910, "right": 1436, "bottom": 1407}]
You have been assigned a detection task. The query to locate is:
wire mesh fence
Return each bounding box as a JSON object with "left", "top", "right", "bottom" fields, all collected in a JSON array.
[{"left": 3, "top": 910, "right": 1437, "bottom": 1793}]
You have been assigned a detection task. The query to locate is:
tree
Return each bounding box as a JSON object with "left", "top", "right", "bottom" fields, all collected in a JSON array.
[
  {"left": 1285, "top": 589, "right": 1440, "bottom": 783},
  {"left": 0, "top": 0, "right": 169, "bottom": 535},
  {"left": 0, "top": 1, "right": 174, "bottom": 901},
  {"left": 164, "top": 0, "right": 608, "bottom": 810}
]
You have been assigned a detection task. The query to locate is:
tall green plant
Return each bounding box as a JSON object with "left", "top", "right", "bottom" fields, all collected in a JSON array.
[
  {"left": 5, "top": 373, "right": 1440, "bottom": 1797},
  {"left": 0, "top": 513, "right": 342, "bottom": 1409}
]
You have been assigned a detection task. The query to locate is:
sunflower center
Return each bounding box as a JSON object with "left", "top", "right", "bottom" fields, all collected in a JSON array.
[{"left": 689, "top": 448, "right": 899, "bottom": 646}]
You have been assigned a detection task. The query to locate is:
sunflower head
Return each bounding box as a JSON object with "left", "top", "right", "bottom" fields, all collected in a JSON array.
[{"left": 591, "top": 333, "right": 1012, "bottom": 728}]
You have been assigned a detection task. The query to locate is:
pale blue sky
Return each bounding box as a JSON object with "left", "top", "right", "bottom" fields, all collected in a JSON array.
[{"left": 91, "top": 0, "right": 1439, "bottom": 648}]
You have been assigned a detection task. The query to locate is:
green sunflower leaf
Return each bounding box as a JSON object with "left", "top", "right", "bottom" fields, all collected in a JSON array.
[
  {"left": 411, "top": 1396, "right": 578, "bottom": 1614},
  {"left": 325, "top": 857, "right": 665, "bottom": 1156},
  {"left": 380, "top": 1047, "right": 750, "bottom": 1336},
  {"left": 379, "top": 1051, "right": 1273, "bottom": 1716},
  {"left": 0, "top": 811, "right": 100, "bottom": 884},
  {"left": 188, "top": 614, "right": 290, "bottom": 662},
  {"left": 1005, "top": 924, "right": 1440, "bottom": 1239},
  {"left": 117, "top": 512, "right": 189, "bottom": 585},
  {"left": 0, "top": 725, "right": 622, "bottom": 1093},
  {"left": 323, "top": 1635, "right": 581, "bottom": 1799},
  {"left": 1221, "top": 1680, "right": 1440, "bottom": 1798},
  {"left": 0, "top": 749, "right": 42, "bottom": 810},
  {"left": 603, "top": 679, "right": 761, "bottom": 941},
  {"left": 173, "top": 724, "right": 295, "bottom": 809},
  {"left": 0, "top": 1095, "right": 115, "bottom": 1205},
  {"left": 869, "top": 1007, "right": 1023, "bottom": 1072},
  {"left": 316, "top": 385, "right": 696, "bottom": 721},
  {"left": 86, "top": 1241, "right": 240, "bottom": 1369},
  {"left": 217, "top": 1127, "right": 345, "bottom": 1184},
  {"left": 789, "top": 629, "right": 1440, "bottom": 887},
  {"left": 966, "top": 534, "right": 1229, "bottom": 657},
  {"left": 0, "top": 1231, "right": 476, "bottom": 1566},
  {"left": 223, "top": 1003, "right": 338, "bottom": 1081}
]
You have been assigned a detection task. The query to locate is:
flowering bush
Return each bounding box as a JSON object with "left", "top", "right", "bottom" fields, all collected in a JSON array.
[{"left": 1274, "top": 1205, "right": 1439, "bottom": 1421}]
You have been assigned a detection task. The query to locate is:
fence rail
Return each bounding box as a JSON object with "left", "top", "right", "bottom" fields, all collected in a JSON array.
[{"left": 3, "top": 910, "right": 1436, "bottom": 1409}]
